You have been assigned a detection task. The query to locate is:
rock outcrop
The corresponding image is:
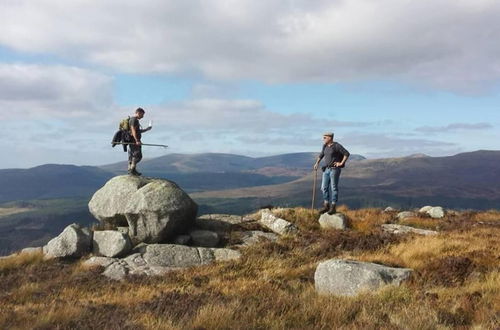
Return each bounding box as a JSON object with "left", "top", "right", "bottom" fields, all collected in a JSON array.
[
  {"left": 43, "top": 224, "right": 92, "bottom": 259},
  {"left": 314, "top": 259, "right": 413, "bottom": 296},
  {"left": 318, "top": 213, "right": 349, "bottom": 230},
  {"left": 88, "top": 176, "right": 198, "bottom": 244},
  {"left": 84, "top": 244, "right": 241, "bottom": 280}
]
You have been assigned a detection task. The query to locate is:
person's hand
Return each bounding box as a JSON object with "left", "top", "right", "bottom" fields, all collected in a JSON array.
[
  {"left": 333, "top": 162, "right": 343, "bottom": 167},
  {"left": 136, "top": 140, "right": 142, "bottom": 146},
  {"left": 313, "top": 163, "right": 319, "bottom": 170}
]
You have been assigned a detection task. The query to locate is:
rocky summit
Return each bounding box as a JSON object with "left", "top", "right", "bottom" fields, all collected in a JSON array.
[{"left": 88, "top": 175, "right": 198, "bottom": 244}]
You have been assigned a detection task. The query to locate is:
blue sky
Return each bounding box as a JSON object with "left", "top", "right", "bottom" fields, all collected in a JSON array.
[{"left": 1, "top": 0, "right": 499, "bottom": 168}]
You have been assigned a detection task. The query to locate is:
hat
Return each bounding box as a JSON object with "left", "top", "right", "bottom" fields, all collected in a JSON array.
[{"left": 323, "top": 132, "right": 334, "bottom": 137}]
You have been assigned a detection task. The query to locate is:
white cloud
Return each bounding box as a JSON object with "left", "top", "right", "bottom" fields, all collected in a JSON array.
[
  {"left": 415, "top": 122, "right": 494, "bottom": 133},
  {"left": 0, "top": 64, "right": 113, "bottom": 119},
  {"left": 1, "top": 0, "right": 500, "bottom": 92}
]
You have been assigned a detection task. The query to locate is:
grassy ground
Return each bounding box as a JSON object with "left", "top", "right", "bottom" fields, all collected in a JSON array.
[{"left": 0, "top": 207, "right": 499, "bottom": 329}]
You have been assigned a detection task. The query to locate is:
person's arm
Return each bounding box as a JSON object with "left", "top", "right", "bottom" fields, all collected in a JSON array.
[
  {"left": 313, "top": 146, "right": 325, "bottom": 170},
  {"left": 333, "top": 144, "right": 350, "bottom": 167},
  {"left": 130, "top": 118, "right": 141, "bottom": 145}
]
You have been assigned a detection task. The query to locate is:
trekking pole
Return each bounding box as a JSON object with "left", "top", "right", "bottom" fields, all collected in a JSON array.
[
  {"left": 112, "top": 142, "right": 168, "bottom": 148},
  {"left": 311, "top": 168, "right": 318, "bottom": 212}
]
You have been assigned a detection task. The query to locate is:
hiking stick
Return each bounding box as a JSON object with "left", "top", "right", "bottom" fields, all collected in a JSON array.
[
  {"left": 311, "top": 168, "right": 318, "bottom": 212},
  {"left": 112, "top": 142, "right": 168, "bottom": 148}
]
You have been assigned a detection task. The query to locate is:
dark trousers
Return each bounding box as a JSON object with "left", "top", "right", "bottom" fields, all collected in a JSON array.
[{"left": 128, "top": 144, "right": 142, "bottom": 166}]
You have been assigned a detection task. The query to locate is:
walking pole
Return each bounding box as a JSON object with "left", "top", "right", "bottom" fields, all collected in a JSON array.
[
  {"left": 112, "top": 142, "right": 168, "bottom": 148},
  {"left": 311, "top": 168, "right": 318, "bottom": 213}
]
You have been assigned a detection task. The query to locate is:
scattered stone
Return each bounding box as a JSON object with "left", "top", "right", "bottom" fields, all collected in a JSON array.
[
  {"left": 419, "top": 206, "right": 433, "bottom": 213},
  {"left": 92, "top": 230, "right": 132, "bottom": 258},
  {"left": 102, "top": 262, "right": 128, "bottom": 281},
  {"left": 196, "top": 214, "right": 254, "bottom": 232},
  {"left": 396, "top": 211, "right": 417, "bottom": 220},
  {"left": 211, "top": 248, "right": 242, "bottom": 261},
  {"left": 20, "top": 247, "right": 43, "bottom": 254},
  {"left": 43, "top": 224, "right": 92, "bottom": 259},
  {"left": 259, "top": 209, "right": 299, "bottom": 235},
  {"left": 381, "top": 224, "right": 438, "bottom": 236},
  {"left": 189, "top": 230, "right": 220, "bottom": 247},
  {"left": 238, "top": 231, "right": 279, "bottom": 246},
  {"left": 427, "top": 206, "right": 445, "bottom": 219},
  {"left": 173, "top": 234, "right": 191, "bottom": 245},
  {"left": 141, "top": 244, "right": 213, "bottom": 267},
  {"left": 83, "top": 256, "right": 116, "bottom": 268},
  {"left": 314, "top": 259, "right": 413, "bottom": 296},
  {"left": 88, "top": 175, "right": 198, "bottom": 245},
  {"left": 318, "top": 213, "right": 349, "bottom": 230},
  {"left": 383, "top": 207, "right": 397, "bottom": 212}
]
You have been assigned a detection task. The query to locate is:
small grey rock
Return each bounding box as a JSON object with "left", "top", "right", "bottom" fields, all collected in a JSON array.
[
  {"left": 102, "top": 262, "right": 128, "bottom": 280},
  {"left": 396, "top": 211, "right": 417, "bottom": 220},
  {"left": 419, "top": 206, "right": 433, "bottom": 213},
  {"left": 427, "top": 206, "right": 445, "bottom": 219},
  {"left": 259, "top": 209, "right": 299, "bottom": 235},
  {"left": 383, "top": 207, "right": 397, "bottom": 212},
  {"left": 315, "top": 259, "right": 413, "bottom": 296},
  {"left": 83, "top": 256, "right": 116, "bottom": 268},
  {"left": 318, "top": 213, "right": 349, "bottom": 230},
  {"left": 381, "top": 224, "right": 438, "bottom": 236},
  {"left": 93, "top": 230, "right": 132, "bottom": 258},
  {"left": 238, "top": 231, "right": 279, "bottom": 246},
  {"left": 211, "top": 248, "right": 241, "bottom": 261},
  {"left": 189, "top": 230, "right": 219, "bottom": 247}
]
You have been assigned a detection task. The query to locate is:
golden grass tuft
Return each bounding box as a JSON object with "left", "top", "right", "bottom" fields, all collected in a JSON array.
[{"left": 0, "top": 250, "right": 45, "bottom": 272}]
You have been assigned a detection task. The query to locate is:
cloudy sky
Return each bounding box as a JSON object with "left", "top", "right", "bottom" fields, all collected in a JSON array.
[{"left": 1, "top": 0, "right": 499, "bottom": 168}]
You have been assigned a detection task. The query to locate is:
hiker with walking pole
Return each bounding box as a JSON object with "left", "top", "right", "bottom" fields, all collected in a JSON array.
[{"left": 313, "top": 132, "right": 350, "bottom": 215}]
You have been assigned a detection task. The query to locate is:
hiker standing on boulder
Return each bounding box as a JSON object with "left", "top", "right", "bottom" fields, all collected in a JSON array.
[
  {"left": 128, "top": 107, "right": 152, "bottom": 176},
  {"left": 313, "top": 132, "right": 350, "bottom": 214}
]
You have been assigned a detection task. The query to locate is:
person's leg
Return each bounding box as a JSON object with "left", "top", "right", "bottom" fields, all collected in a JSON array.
[
  {"left": 319, "top": 168, "right": 331, "bottom": 213},
  {"left": 129, "top": 145, "right": 142, "bottom": 176},
  {"left": 328, "top": 168, "right": 341, "bottom": 214}
]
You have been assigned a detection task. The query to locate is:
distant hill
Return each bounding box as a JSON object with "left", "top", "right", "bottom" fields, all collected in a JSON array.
[
  {"left": 192, "top": 150, "right": 500, "bottom": 213},
  {"left": 0, "top": 165, "right": 114, "bottom": 203},
  {"left": 100, "top": 152, "right": 366, "bottom": 174}
]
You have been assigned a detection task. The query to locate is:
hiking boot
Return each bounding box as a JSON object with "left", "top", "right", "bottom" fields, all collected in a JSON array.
[
  {"left": 319, "top": 202, "right": 329, "bottom": 214},
  {"left": 328, "top": 204, "right": 337, "bottom": 215},
  {"left": 128, "top": 168, "right": 142, "bottom": 176}
]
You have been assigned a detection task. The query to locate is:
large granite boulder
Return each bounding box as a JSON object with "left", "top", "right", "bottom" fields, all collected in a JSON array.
[
  {"left": 315, "top": 259, "right": 413, "bottom": 296},
  {"left": 93, "top": 230, "right": 132, "bottom": 257},
  {"left": 88, "top": 176, "right": 198, "bottom": 244},
  {"left": 43, "top": 224, "right": 92, "bottom": 259}
]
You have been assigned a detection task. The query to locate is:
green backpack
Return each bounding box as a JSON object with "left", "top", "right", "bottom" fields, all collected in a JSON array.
[{"left": 119, "top": 117, "right": 130, "bottom": 131}]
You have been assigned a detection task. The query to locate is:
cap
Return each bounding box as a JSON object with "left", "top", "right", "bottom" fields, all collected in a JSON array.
[{"left": 323, "top": 132, "right": 334, "bottom": 137}]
